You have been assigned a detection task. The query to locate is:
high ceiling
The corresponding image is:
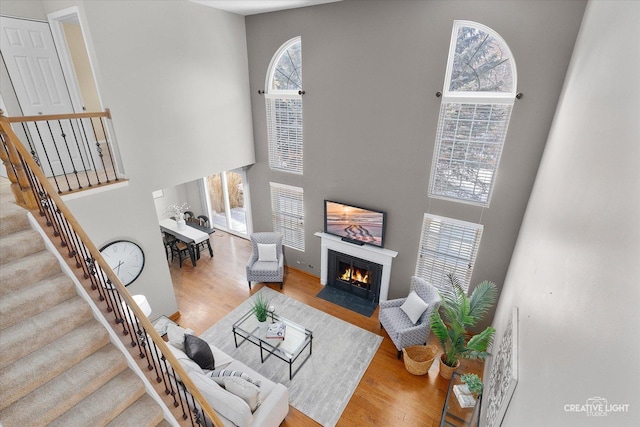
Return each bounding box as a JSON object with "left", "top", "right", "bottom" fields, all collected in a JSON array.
[{"left": 192, "top": 0, "right": 342, "bottom": 16}]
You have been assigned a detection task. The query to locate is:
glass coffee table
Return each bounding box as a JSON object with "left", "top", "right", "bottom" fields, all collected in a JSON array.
[{"left": 232, "top": 310, "right": 313, "bottom": 379}]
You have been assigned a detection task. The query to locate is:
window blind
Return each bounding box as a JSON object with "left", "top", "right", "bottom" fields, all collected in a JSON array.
[
  {"left": 429, "top": 102, "right": 512, "bottom": 206},
  {"left": 415, "top": 214, "right": 483, "bottom": 297},
  {"left": 269, "top": 182, "right": 305, "bottom": 251},
  {"left": 266, "top": 96, "right": 303, "bottom": 174}
]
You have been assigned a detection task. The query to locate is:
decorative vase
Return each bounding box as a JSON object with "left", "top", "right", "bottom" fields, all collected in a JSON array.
[
  {"left": 176, "top": 219, "right": 186, "bottom": 230},
  {"left": 439, "top": 354, "right": 460, "bottom": 379},
  {"left": 258, "top": 319, "right": 269, "bottom": 335}
]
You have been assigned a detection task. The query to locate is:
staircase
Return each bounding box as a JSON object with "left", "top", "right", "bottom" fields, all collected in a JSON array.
[{"left": 0, "top": 180, "right": 172, "bottom": 426}]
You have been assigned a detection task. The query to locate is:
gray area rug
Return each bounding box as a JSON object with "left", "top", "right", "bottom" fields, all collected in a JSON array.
[{"left": 200, "top": 287, "right": 382, "bottom": 427}]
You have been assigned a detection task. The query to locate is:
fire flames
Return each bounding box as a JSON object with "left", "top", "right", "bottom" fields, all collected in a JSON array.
[{"left": 340, "top": 267, "right": 370, "bottom": 284}]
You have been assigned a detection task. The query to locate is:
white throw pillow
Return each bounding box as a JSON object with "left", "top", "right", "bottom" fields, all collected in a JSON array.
[
  {"left": 257, "top": 243, "right": 278, "bottom": 262},
  {"left": 166, "top": 324, "right": 195, "bottom": 352},
  {"left": 224, "top": 376, "right": 261, "bottom": 412},
  {"left": 400, "top": 291, "right": 429, "bottom": 325},
  {"left": 189, "top": 372, "right": 253, "bottom": 427}
]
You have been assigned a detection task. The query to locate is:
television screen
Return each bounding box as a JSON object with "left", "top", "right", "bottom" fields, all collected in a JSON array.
[{"left": 324, "top": 200, "right": 386, "bottom": 248}]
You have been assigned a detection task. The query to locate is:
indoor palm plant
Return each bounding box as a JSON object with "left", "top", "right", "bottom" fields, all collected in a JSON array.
[{"left": 430, "top": 273, "right": 498, "bottom": 379}]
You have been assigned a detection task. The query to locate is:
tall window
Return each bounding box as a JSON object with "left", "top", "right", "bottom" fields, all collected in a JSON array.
[
  {"left": 415, "top": 214, "right": 483, "bottom": 297},
  {"left": 270, "top": 182, "right": 305, "bottom": 251},
  {"left": 266, "top": 37, "right": 303, "bottom": 174},
  {"left": 429, "top": 21, "right": 517, "bottom": 206}
]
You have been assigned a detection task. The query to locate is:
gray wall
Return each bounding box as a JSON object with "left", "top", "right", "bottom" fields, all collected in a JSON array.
[
  {"left": 487, "top": 1, "right": 640, "bottom": 425},
  {"left": 244, "top": 0, "right": 587, "bottom": 316},
  {"left": 1, "top": 0, "right": 256, "bottom": 317}
]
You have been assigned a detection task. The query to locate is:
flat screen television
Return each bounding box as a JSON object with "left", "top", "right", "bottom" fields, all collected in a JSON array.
[{"left": 324, "top": 200, "right": 386, "bottom": 248}]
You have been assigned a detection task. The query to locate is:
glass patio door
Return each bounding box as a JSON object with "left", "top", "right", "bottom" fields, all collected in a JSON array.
[{"left": 205, "top": 169, "right": 250, "bottom": 237}]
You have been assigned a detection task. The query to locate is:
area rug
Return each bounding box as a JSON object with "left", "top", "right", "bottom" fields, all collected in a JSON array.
[
  {"left": 316, "top": 286, "right": 378, "bottom": 317},
  {"left": 200, "top": 287, "right": 382, "bottom": 427}
]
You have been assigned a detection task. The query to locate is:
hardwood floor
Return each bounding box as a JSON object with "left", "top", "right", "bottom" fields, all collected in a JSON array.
[{"left": 168, "top": 230, "right": 482, "bottom": 426}]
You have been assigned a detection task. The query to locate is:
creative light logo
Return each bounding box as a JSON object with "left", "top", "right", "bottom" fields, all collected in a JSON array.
[{"left": 564, "top": 396, "right": 630, "bottom": 417}]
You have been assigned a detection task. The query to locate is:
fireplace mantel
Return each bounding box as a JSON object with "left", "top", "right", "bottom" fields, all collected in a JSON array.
[{"left": 315, "top": 232, "right": 398, "bottom": 302}]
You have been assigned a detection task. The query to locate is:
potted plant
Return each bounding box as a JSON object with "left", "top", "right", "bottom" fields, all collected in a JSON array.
[
  {"left": 430, "top": 273, "right": 497, "bottom": 379},
  {"left": 460, "top": 373, "right": 483, "bottom": 396},
  {"left": 251, "top": 293, "right": 270, "bottom": 331}
]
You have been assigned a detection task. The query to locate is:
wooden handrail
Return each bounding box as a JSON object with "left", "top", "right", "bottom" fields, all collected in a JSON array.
[
  {"left": 0, "top": 112, "right": 223, "bottom": 426},
  {"left": 7, "top": 109, "right": 111, "bottom": 123}
]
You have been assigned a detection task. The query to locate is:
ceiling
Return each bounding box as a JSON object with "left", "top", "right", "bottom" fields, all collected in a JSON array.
[{"left": 192, "top": 0, "right": 342, "bottom": 16}]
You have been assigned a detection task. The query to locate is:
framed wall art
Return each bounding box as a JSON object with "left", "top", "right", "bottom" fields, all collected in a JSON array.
[{"left": 484, "top": 306, "right": 518, "bottom": 427}]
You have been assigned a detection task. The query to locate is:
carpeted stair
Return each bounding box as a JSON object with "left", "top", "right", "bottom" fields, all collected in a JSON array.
[{"left": 0, "top": 182, "right": 171, "bottom": 426}]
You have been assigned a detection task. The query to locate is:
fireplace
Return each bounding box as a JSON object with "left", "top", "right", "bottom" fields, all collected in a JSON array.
[
  {"left": 327, "top": 250, "right": 383, "bottom": 303},
  {"left": 316, "top": 232, "right": 398, "bottom": 303}
]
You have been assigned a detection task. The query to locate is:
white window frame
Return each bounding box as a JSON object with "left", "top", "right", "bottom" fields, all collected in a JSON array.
[
  {"left": 428, "top": 21, "right": 517, "bottom": 207},
  {"left": 415, "top": 213, "right": 483, "bottom": 297},
  {"left": 265, "top": 37, "right": 303, "bottom": 174},
  {"left": 269, "top": 182, "right": 305, "bottom": 251}
]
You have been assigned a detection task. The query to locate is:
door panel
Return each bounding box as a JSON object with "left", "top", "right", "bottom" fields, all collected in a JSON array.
[{"left": 1, "top": 17, "right": 88, "bottom": 176}]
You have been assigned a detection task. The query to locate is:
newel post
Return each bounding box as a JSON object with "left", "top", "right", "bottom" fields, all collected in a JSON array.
[{"left": 0, "top": 110, "right": 38, "bottom": 209}]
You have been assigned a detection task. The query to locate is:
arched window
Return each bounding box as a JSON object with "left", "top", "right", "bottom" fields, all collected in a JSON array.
[
  {"left": 265, "top": 37, "right": 303, "bottom": 174},
  {"left": 429, "top": 21, "right": 517, "bottom": 206}
]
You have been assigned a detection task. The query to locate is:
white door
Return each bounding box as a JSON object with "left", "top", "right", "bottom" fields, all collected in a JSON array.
[{"left": 0, "top": 16, "right": 88, "bottom": 176}]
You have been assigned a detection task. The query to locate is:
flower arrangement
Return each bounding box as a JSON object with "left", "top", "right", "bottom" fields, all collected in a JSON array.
[{"left": 165, "top": 202, "right": 190, "bottom": 221}]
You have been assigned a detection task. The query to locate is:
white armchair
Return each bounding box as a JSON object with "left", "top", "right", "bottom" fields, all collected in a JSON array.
[{"left": 246, "top": 232, "right": 284, "bottom": 290}]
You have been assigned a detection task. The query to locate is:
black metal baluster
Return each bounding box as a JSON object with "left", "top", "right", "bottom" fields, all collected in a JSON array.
[
  {"left": 68, "top": 118, "right": 90, "bottom": 188},
  {"left": 89, "top": 118, "right": 109, "bottom": 182},
  {"left": 78, "top": 117, "right": 100, "bottom": 186},
  {"left": 33, "top": 122, "right": 62, "bottom": 193},
  {"left": 98, "top": 117, "right": 118, "bottom": 182},
  {"left": 19, "top": 122, "right": 42, "bottom": 168},
  {"left": 43, "top": 121, "right": 71, "bottom": 192},
  {"left": 56, "top": 120, "right": 81, "bottom": 190}
]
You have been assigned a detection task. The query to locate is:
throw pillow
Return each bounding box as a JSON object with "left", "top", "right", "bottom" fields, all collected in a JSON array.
[
  {"left": 184, "top": 334, "right": 215, "bottom": 370},
  {"left": 166, "top": 324, "right": 195, "bottom": 352},
  {"left": 223, "top": 377, "right": 261, "bottom": 412},
  {"left": 400, "top": 290, "right": 429, "bottom": 325},
  {"left": 166, "top": 344, "right": 204, "bottom": 377},
  {"left": 189, "top": 372, "right": 253, "bottom": 427},
  {"left": 209, "top": 369, "right": 261, "bottom": 388},
  {"left": 257, "top": 243, "right": 277, "bottom": 262}
]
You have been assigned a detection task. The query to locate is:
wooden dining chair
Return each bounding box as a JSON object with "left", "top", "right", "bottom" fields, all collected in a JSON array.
[
  {"left": 162, "top": 232, "right": 176, "bottom": 260},
  {"left": 169, "top": 239, "right": 192, "bottom": 268},
  {"left": 197, "top": 215, "right": 209, "bottom": 227},
  {"left": 184, "top": 211, "right": 196, "bottom": 223}
]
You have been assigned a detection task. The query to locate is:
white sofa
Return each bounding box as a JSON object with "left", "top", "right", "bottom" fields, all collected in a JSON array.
[{"left": 160, "top": 324, "right": 289, "bottom": 427}]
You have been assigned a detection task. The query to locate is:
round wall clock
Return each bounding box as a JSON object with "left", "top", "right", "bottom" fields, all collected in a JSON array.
[{"left": 99, "top": 240, "right": 145, "bottom": 286}]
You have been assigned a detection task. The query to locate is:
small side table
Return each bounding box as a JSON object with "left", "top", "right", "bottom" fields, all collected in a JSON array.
[{"left": 440, "top": 372, "right": 482, "bottom": 427}]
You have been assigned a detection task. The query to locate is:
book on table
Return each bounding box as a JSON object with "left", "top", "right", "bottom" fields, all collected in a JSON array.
[
  {"left": 266, "top": 321, "right": 286, "bottom": 340},
  {"left": 453, "top": 384, "right": 476, "bottom": 408}
]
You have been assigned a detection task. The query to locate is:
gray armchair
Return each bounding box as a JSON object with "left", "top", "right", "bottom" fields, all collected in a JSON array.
[
  {"left": 379, "top": 276, "right": 441, "bottom": 359},
  {"left": 246, "top": 232, "right": 284, "bottom": 290}
]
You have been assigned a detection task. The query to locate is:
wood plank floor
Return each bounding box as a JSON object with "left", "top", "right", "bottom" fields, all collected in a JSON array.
[{"left": 168, "top": 230, "right": 482, "bottom": 426}]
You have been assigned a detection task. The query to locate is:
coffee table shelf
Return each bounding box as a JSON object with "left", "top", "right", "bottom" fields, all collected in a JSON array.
[{"left": 232, "top": 310, "right": 313, "bottom": 379}]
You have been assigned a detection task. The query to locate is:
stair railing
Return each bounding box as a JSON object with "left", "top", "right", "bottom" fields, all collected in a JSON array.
[
  {"left": 3, "top": 110, "right": 121, "bottom": 195},
  {"left": 0, "top": 112, "right": 223, "bottom": 427}
]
